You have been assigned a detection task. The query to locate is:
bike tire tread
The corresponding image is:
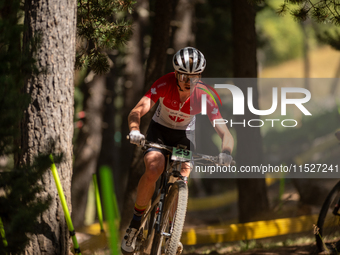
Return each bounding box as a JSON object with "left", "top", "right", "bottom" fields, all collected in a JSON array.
[
  {"left": 315, "top": 180, "right": 340, "bottom": 252},
  {"left": 150, "top": 180, "right": 188, "bottom": 255}
]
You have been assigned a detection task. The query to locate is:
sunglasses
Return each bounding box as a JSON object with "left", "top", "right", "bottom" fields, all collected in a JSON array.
[{"left": 176, "top": 72, "right": 201, "bottom": 83}]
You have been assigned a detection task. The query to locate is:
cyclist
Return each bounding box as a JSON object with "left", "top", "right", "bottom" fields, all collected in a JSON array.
[{"left": 121, "top": 47, "right": 234, "bottom": 254}]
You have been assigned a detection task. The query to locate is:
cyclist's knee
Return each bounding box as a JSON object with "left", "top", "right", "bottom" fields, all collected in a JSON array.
[
  {"left": 144, "top": 151, "right": 165, "bottom": 182},
  {"left": 181, "top": 162, "right": 191, "bottom": 177}
]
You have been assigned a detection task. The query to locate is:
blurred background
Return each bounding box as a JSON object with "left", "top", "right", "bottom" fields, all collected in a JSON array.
[
  {"left": 68, "top": 0, "right": 340, "bottom": 245},
  {"left": 2, "top": 0, "right": 340, "bottom": 253}
]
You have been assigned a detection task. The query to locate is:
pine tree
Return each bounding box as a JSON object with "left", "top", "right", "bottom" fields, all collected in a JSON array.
[
  {"left": 277, "top": 0, "right": 340, "bottom": 49},
  {"left": 71, "top": 0, "right": 136, "bottom": 228},
  {"left": 277, "top": 0, "right": 339, "bottom": 23},
  {"left": 0, "top": 0, "right": 52, "bottom": 253},
  {"left": 0, "top": 0, "right": 33, "bottom": 157},
  {"left": 0, "top": 156, "right": 55, "bottom": 254},
  {"left": 76, "top": 0, "right": 135, "bottom": 74}
]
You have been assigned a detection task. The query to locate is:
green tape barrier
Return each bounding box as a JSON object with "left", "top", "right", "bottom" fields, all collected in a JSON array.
[
  {"left": 110, "top": 174, "right": 120, "bottom": 223},
  {"left": 50, "top": 155, "right": 81, "bottom": 255},
  {"left": 0, "top": 216, "right": 8, "bottom": 251},
  {"left": 100, "top": 166, "right": 119, "bottom": 255},
  {"left": 92, "top": 174, "right": 104, "bottom": 232}
]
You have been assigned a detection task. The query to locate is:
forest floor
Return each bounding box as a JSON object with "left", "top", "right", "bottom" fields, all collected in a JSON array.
[
  {"left": 181, "top": 179, "right": 334, "bottom": 255},
  {"left": 75, "top": 233, "right": 320, "bottom": 255},
  {"left": 75, "top": 178, "right": 338, "bottom": 255},
  {"left": 184, "top": 243, "right": 318, "bottom": 255}
]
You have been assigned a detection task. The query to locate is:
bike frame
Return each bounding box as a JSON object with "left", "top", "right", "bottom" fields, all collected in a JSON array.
[
  {"left": 136, "top": 153, "right": 188, "bottom": 253},
  {"left": 129, "top": 138, "right": 226, "bottom": 254}
]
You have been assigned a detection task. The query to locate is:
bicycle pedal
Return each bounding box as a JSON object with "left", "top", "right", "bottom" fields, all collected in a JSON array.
[
  {"left": 134, "top": 238, "right": 145, "bottom": 253},
  {"left": 177, "top": 242, "right": 183, "bottom": 254},
  {"left": 137, "top": 228, "right": 144, "bottom": 241}
]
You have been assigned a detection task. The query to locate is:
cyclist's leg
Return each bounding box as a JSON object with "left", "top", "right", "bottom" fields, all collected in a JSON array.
[
  {"left": 136, "top": 150, "right": 165, "bottom": 207},
  {"left": 134, "top": 120, "right": 167, "bottom": 224},
  {"left": 180, "top": 162, "right": 191, "bottom": 178},
  {"left": 122, "top": 121, "right": 166, "bottom": 254},
  {"left": 121, "top": 151, "right": 165, "bottom": 254}
]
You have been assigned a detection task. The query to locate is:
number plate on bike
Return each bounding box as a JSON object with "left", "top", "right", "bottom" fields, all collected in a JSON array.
[{"left": 171, "top": 148, "right": 192, "bottom": 161}]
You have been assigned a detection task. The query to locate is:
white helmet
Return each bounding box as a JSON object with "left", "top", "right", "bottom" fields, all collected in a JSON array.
[{"left": 172, "top": 47, "right": 206, "bottom": 74}]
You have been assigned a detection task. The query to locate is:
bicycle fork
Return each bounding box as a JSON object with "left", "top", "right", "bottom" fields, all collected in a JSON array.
[
  {"left": 155, "top": 174, "right": 187, "bottom": 238},
  {"left": 155, "top": 172, "right": 168, "bottom": 235}
]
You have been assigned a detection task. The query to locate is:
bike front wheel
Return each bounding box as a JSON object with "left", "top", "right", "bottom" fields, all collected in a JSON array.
[
  {"left": 151, "top": 180, "right": 188, "bottom": 255},
  {"left": 315, "top": 181, "right": 340, "bottom": 253}
]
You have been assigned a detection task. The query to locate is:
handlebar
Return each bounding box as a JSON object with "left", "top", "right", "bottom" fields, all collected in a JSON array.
[{"left": 127, "top": 135, "right": 236, "bottom": 166}]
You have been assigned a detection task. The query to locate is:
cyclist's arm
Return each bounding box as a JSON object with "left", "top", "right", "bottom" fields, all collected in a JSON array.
[
  {"left": 213, "top": 122, "right": 234, "bottom": 154},
  {"left": 128, "top": 96, "right": 155, "bottom": 131}
]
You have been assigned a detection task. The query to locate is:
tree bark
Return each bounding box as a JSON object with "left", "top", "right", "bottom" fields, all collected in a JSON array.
[
  {"left": 71, "top": 74, "right": 106, "bottom": 228},
  {"left": 301, "top": 21, "right": 310, "bottom": 89},
  {"left": 172, "top": 0, "right": 194, "bottom": 50},
  {"left": 20, "top": 0, "right": 76, "bottom": 253},
  {"left": 232, "top": 0, "right": 269, "bottom": 223},
  {"left": 119, "top": 0, "right": 176, "bottom": 236}
]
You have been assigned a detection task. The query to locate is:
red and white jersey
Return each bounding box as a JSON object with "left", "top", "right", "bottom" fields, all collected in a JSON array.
[{"left": 144, "top": 72, "right": 222, "bottom": 131}]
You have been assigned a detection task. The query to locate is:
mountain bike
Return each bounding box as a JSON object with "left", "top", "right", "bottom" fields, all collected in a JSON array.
[
  {"left": 128, "top": 138, "right": 232, "bottom": 255},
  {"left": 315, "top": 131, "right": 340, "bottom": 253}
]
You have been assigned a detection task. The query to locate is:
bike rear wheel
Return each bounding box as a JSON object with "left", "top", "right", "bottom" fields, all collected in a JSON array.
[
  {"left": 151, "top": 180, "right": 188, "bottom": 255},
  {"left": 316, "top": 181, "right": 340, "bottom": 253}
]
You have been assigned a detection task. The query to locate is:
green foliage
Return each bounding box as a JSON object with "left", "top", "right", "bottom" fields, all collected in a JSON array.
[
  {"left": 257, "top": 0, "right": 305, "bottom": 66},
  {"left": 276, "top": 0, "right": 340, "bottom": 53},
  {"left": 317, "top": 27, "right": 340, "bottom": 50},
  {"left": 276, "top": 3, "right": 289, "bottom": 16},
  {"left": 76, "top": 0, "right": 135, "bottom": 74},
  {"left": 280, "top": 0, "right": 340, "bottom": 24},
  {"left": 310, "top": 6, "right": 328, "bottom": 23},
  {"left": 285, "top": 0, "right": 306, "bottom": 4},
  {"left": 0, "top": 155, "right": 54, "bottom": 254},
  {"left": 290, "top": 6, "right": 309, "bottom": 21}
]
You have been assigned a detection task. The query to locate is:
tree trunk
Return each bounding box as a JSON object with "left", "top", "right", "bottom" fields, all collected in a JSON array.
[
  {"left": 330, "top": 57, "right": 340, "bottom": 94},
  {"left": 173, "top": 0, "right": 194, "bottom": 50},
  {"left": 119, "top": 0, "right": 177, "bottom": 236},
  {"left": 20, "top": 0, "right": 76, "bottom": 253},
  {"left": 71, "top": 74, "right": 106, "bottom": 228},
  {"left": 301, "top": 21, "right": 310, "bottom": 89},
  {"left": 292, "top": 179, "right": 328, "bottom": 206},
  {"left": 232, "top": 0, "right": 269, "bottom": 223}
]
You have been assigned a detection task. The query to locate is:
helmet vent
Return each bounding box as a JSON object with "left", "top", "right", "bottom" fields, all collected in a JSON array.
[{"left": 172, "top": 47, "right": 206, "bottom": 74}]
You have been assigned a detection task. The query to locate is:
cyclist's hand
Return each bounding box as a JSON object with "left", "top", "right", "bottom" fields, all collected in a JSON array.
[
  {"left": 129, "top": 130, "right": 145, "bottom": 145},
  {"left": 218, "top": 152, "right": 232, "bottom": 166}
]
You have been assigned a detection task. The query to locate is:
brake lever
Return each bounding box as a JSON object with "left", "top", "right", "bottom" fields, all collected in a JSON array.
[{"left": 126, "top": 135, "right": 146, "bottom": 147}]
